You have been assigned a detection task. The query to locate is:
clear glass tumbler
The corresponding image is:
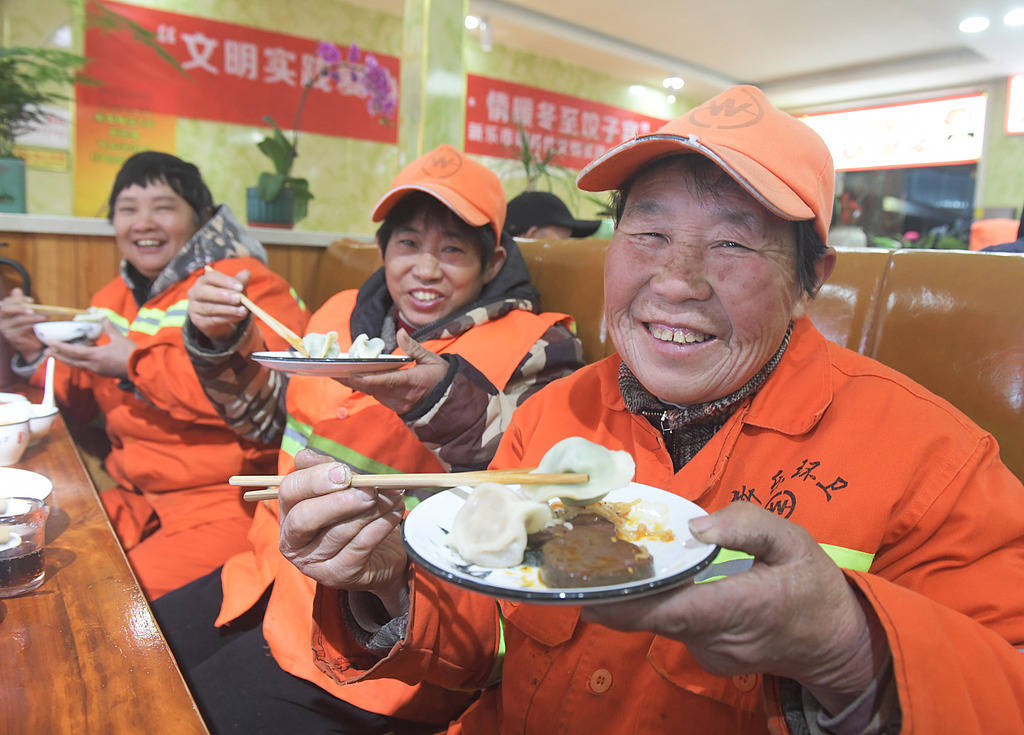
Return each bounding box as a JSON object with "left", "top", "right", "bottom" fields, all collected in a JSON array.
[{"left": 0, "top": 496, "right": 49, "bottom": 597}]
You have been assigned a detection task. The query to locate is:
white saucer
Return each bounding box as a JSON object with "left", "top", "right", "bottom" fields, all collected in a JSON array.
[{"left": 0, "top": 468, "right": 54, "bottom": 502}]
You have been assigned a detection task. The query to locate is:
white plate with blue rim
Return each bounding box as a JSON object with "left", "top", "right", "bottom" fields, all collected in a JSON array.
[
  {"left": 251, "top": 351, "right": 412, "bottom": 378},
  {"left": 403, "top": 482, "right": 719, "bottom": 605}
]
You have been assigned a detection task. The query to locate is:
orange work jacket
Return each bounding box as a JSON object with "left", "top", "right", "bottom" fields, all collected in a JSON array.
[
  {"left": 40, "top": 257, "right": 307, "bottom": 596},
  {"left": 219, "top": 289, "right": 572, "bottom": 723},
  {"left": 312, "top": 316, "right": 1024, "bottom": 734}
]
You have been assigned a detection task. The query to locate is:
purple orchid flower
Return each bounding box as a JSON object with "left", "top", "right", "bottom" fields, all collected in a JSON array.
[{"left": 317, "top": 41, "right": 342, "bottom": 64}]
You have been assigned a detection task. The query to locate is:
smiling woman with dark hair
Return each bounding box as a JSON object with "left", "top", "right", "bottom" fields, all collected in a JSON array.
[{"left": 0, "top": 150, "right": 308, "bottom": 599}]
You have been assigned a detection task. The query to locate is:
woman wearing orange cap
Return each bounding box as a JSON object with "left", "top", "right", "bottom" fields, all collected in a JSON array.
[
  {"left": 283, "top": 87, "right": 1024, "bottom": 734},
  {"left": 153, "top": 144, "right": 584, "bottom": 733}
]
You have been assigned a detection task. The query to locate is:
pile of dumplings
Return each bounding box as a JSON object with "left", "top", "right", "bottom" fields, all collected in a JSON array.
[
  {"left": 449, "top": 437, "right": 635, "bottom": 568},
  {"left": 300, "top": 331, "right": 386, "bottom": 359}
]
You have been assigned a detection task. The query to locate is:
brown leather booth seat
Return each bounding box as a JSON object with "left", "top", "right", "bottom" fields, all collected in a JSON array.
[{"left": 310, "top": 239, "right": 1024, "bottom": 480}]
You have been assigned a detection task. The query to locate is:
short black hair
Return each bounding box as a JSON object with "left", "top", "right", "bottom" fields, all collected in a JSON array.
[
  {"left": 612, "top": 154, "right": 828, "bottom": 297},
  {"left": 107, "top": 151, "right": 215, "bottom": 224},
  {"left": 374, "top": 191, "right": 497, "bottom": 267}
]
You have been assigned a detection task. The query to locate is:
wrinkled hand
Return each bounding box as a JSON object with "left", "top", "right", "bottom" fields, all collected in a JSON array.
[
  {"left": 0, "top": 288, "right": 46, "bottom": 360},
  {"left": 46, "top": 320, "right": 134, "bottom": 378},
  {"left": 583, "top": 502, "right": 887, "bottom": 714},
  {"left": 187, "top": 268, "right": 251, "bottom": 344},
  {"left": 279, "top": 449, "right": 409, "bottom": 606},
  {"left": 336, "top": 330, "right": 449, "bottom": 414}
]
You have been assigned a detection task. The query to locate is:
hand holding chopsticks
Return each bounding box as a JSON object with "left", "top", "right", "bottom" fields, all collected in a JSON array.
[
  {"left": 233, "top": 468, "right": 589, "bottom": 502},
  {"left": 203, "top": 265, "right": 308, "bottom": 356}
]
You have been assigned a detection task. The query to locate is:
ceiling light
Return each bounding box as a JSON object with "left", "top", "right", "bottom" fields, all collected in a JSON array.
[
  {"left": 666, "top": 94, "right": 677, "bottom": 104},
  {"left": 662, "top": 76, "right": 684, "bottom": 90},
  {"left": 1005, "top": 8, "right": 1024, "bottom": 25},
  {"left": 958, "top": 15, "right": 990, "bottom": 32},
  {"left": 465, "top": 15, "right": 481, "bottom": 30}
]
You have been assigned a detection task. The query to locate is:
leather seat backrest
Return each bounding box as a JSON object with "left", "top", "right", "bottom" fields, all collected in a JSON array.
[
  {"left": 806, "top": 248, "right": 890, "bottom": 353},
  {"left": 516, "top": 238, "right": 612, "bottom": 363},
  {"left": 868, "top": 249, "right": 1024, "bottom": 479}
]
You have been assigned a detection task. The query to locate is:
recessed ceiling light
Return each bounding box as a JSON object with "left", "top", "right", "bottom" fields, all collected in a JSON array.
[
  {"left": 1005, "top": 8, "right": 1024, "bottom": 25},
  {"left": 666, "top": 94, "right": 677, "bottom": 104},
  {"left": 465, "top": 15, "right": 481, "bottom": 30},
  {"left": 662, "top": 76, "right": 685, "bottom": 90},
  {"left": 959, "top": 15, "right": 990, "bottom": 32}
]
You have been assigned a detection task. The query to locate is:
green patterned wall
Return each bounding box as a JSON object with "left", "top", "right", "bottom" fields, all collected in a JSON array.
[{"left": 981, "top": 80, "right": 1024, "bottom": 216}]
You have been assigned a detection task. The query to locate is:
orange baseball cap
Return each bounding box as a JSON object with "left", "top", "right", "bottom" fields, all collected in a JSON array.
[
  {"left": 576, "top": 85, "right": 835, "bottom": 242},
  {"left": 372, "top": 144, "right": 506, "bottom": 242}
]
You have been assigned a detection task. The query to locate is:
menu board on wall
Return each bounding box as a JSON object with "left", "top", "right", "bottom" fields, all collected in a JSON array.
[
  {"left": 801, "top": 94, "right": 987, "bottom": 171},
  {"left": 73, "top": 104, "right": 177, "bottom": 217},
  {"left": 464, "top": 74, "right": 667, "bottom": 171},
  {"left": 79, "top": 0, "right": 399, "bottom": 144},
  {"left": 1007, "top": 75, "right": 1024, "bottom": 134}
]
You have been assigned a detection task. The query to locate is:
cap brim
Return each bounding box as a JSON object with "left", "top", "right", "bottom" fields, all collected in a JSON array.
[
  {"left": 569, "top": 218, "right": 602, "bottom": 238},
  {"left": 372, "top": 183, "right": 493, "bottom": 230},
  {"left": 576, "top": 135, "right": 813, "bottom": 223}
]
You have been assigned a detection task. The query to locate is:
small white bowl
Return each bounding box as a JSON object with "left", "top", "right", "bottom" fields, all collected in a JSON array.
[
  {"left": 27, "top": 404, "right": 59, "bottom": 443},
  {"left": 0, "top": 405, "right": 30, "bottom": 466},
  {"left": 33, "top": 320, "right": 103, "bottom": 345},
  {"left": 0, "top": 468, "right": 53, "bottom": 502},
  {"left": 0, "top": 392, "right": 30, "bottom": 406}
]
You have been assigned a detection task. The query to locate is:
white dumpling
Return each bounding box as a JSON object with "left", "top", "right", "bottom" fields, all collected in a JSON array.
[
  {"left": 73, "top": 306, "right": 105, "bottom": 322},
  {"left": 449, "top": 482, "right": 553, "bottom": 568},
  {"left": 347, "top": 333, "right": 385, "bottom": 359},
  {"left": 526, "top": 436, "right": 635, "bottom": 504},
  {"left": 301, "top": 331, "right": 341, "bottom": 358}
]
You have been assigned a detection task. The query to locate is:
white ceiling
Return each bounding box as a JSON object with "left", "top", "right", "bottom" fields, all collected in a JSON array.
[{"left": 355, "top": 0, "right": 1024, "bottom": 112}]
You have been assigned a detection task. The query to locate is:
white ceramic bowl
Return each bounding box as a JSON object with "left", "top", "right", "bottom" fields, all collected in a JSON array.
[
  {"left": 27, "top": 404, "right": 59, "bottom": 443},
  {"left": 33, "top": 320, "right": 103, "bottom": 345},
  {"left": 0, "top": 392, "right": 30, "bottom": 406},
  {"left": 0, "top": 468, "right": 53, "bottom": 502},
  {"left": 0, "top": 404, "right": 31, "bottom": 467}
]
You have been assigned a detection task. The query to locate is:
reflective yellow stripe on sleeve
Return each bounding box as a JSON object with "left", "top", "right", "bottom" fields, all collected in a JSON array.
[{"left": 696, "top": 543, "right": 874, "bottom": 583}]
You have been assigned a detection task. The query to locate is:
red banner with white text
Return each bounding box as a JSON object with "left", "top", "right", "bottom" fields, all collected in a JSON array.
[
  {"left": 464, "top": 74, "right": 667, "bottom": 170},
  {"left": 79, "top": 0, "right": 399, "bottom": 143}
]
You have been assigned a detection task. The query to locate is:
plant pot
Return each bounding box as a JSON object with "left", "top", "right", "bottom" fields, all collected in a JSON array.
[
  {"left": 246, "top": 186, "right": 294, "bottom": 229},
  {"left": 0, "top": 157, "right": 27, "bottom": 214}
]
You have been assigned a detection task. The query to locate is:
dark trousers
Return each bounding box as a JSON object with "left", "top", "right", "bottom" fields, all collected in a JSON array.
[{"left": 152, "top": 568, "right": 437, "bottom": 735}]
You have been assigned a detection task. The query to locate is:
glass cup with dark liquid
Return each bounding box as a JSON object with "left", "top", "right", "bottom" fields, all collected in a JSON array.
[{"left": 0, "top": 496, "right": 49, "bottom": 597}]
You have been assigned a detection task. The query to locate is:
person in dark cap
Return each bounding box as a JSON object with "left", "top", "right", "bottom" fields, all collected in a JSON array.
[{"left": 506, "top": 190, "right": 602, "bottom": 240}]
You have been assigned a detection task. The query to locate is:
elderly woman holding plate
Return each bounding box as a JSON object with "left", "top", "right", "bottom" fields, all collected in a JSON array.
[
  {"left": 278, "top": 87, "right": 1024, "bottom": 734},
  {"left": 155, "top": 145, "right": 585, "bottom": 734},
  {"left": 0, "top": 151, "right": 307, "bottom": 600}
]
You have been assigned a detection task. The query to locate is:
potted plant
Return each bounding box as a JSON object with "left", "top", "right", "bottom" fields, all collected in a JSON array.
[
  {"left": 0, "top": 46, "right": 84, "bottom": 213},
  {"left": 248, "top": 41, "right": 397, "bottom": 228}
]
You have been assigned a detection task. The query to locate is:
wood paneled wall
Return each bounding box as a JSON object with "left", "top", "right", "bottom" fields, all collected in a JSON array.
[{"left": 0, "top": 231, "right": 331, "bottom": 310}]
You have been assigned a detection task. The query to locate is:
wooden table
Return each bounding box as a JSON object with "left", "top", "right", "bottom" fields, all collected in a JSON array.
[{"left": 0, "top": 417, "right": 209, "bottom": 734}]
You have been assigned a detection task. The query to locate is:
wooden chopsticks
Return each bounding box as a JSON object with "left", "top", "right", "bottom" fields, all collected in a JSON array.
[
  {"left": 204, "top": 265, "right": 308, "bottom": 356},
  {"left": 26, "top": 304, "right": 89, "bottom": 317},
  {"left": 232, "top": 468, "right": 590, "bottom": 502}
]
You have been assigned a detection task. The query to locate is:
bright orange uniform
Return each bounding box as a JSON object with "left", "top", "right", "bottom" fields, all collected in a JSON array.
[
  {"left": 37, "top": 212, "right": 307, "bottom": 598},
  {"left": 313, "top": 316, "right": 1024, "bottom": 734},
  {"left": 218, "top": 289, "right": 575, "bottom": 722}
]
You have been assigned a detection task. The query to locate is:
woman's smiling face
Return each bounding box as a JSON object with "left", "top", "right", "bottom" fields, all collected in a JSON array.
[
  {"left": 604, "top": 157, "right": 823, "bottom": 405},
  {"left": 383, "top": 205, "right": 505, "bottom": 329},
  {"left": 111, "top": 180, "right": 199, "bottom": 279}
]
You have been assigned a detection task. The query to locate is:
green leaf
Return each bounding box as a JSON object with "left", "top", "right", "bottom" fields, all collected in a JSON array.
[
  {"left": 84, "top": 0, "right": 186, "bottom": 75},
  {"left": 256, "top": 172, "right": 286, "bottom": 201},
  {"left": 286, "top": 178, "right": 313, "bottom": 222}
]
